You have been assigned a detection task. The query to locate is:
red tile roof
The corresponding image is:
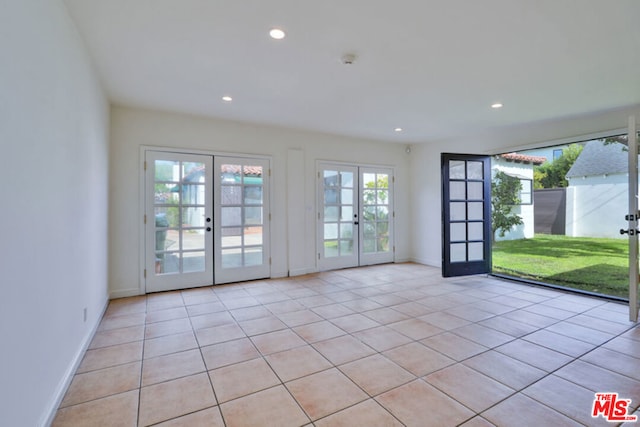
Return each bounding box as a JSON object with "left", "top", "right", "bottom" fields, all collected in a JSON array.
[
  {"left": 500, "top": 153, "right": 546, "bottom": 165},
  {"left": 221, "top": 164, "right": 263, "bottom": 176}
]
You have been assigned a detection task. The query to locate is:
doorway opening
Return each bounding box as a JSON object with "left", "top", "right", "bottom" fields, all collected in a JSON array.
[{"left": 491, "top": 134, "right": 633, "bottom": 300}]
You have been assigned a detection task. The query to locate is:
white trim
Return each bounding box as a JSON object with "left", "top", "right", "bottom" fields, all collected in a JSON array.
[
  {"left": 110, "top": 288, "right": 141, "bottom": 299},
  {"left": 288, "top": 267, "right": 312, "bottom": 277},
  {"left": 486, "top": 127, "right": 629, "bottom": 156},
  {"left": 138, "top": 147, "right": 146, "bottom": 295},
  {"left": 140, "top": 144, "right": 271, "bottom": 160},
  {"left": 410, "top": 256, "right": 441, "bottom": 268},
  {"left": 42, "top": 300, "right": 109, "bottom": 427},
  {"left": 628, "top": 115, "right": 638, "bottom": 322},
  {"left": 315, "top": 158, "right": 395, "bottom": 170},
  {"left": 271, "top": 269, "right": 289, "bottom": 278}
]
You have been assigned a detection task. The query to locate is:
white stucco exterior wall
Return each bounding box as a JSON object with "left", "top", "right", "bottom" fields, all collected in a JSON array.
[{"left": 566, "top": 174, "right": 628, "bottom": 238}]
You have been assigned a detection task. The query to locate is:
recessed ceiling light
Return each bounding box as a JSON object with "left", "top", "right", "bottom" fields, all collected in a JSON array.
[
  {"left": 269, "top": 28, "right": 286, "bottom": 40},
  {"left": 222, "top": 96, "right": 233, "bottom": 102},
  {"left": 491, "top": 103, "right": 503, "bottom": 109},
  {"left": 394, "top": 127, "right": 403, "bottom": 132}
]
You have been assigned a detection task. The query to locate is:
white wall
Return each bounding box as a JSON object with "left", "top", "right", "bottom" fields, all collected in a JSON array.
[
  {"left": 566, "top": 174, "right": 628, "bottom": 238},
  {"left": 410, "top": 107, "right": 639, "bottom": 268},
  {"left": 491, "top": 159, "right": 535, "bottom": 241},
  {"left": 109, "top": 106, "right": 411, "bottom": 298},
  {"left": 0, "top": 1, "right": 110, "bottom": 426}
]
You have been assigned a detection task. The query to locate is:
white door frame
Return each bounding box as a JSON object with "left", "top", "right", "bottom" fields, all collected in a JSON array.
[
  {"left": 139, "top": 146, "right": 271, "bottom": 294},
  {"left": 627, "top": 116, "right": 639, "bottom": 322},
  {"left": 317, "top": 161, "right": 395, "bottom": 271}
]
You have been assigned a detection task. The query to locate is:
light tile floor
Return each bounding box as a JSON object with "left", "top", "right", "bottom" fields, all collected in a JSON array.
[{"left": 52, "top": 263, "right": 640, "bottom": 426}]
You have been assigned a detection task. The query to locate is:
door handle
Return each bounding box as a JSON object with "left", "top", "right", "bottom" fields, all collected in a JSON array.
[{"left": 620, "top": 228, "right": 639, "bottom": 235}]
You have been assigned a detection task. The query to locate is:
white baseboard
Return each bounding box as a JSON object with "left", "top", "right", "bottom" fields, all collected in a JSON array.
[
  {"left": 409, "top": 256, "right": 441, "bottom": 268},
  {"left": 110, "top": 288, "right": 142, "bottom": 299},
  {"left": 41, "top": 299, "right": 109, "bottom": 427},
  {"left": 288, "top": 268, "right": 313, "bottom": 277},
  {"left": 270, "top": 270, "right": 289, "bottom": 279}
]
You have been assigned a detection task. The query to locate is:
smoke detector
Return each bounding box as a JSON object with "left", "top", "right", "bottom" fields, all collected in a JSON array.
[{"left": 341, "top": 53, "right": 357, "bottom": 65}]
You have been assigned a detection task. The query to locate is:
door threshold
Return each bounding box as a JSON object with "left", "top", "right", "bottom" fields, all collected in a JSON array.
[{"left": 490, "top": 273, "right": 628, "bottom": 304}]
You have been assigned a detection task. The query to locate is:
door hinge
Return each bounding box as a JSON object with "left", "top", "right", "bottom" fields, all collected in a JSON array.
[
  {"left": 318, "top": 212, "right": 321, "bottom": 220},
  {"left": 269, "top": 257, "right": 272, "bottom": 265},
  {"left": 392, "top": 176, "right": 395, "bottom": 184},
  {"left": 144, "top": 161, "right": 147, "bottom": 171},
  {"left": 144, "top": 269, "right": 147, "bottom": 278},
  {"left": 318, "top": 171, "right": 320, "bottom": 179},
  {"left": 318, "top": 253, "right": 321, "bottom": 260},
  {"left": 269, "top": 169, "right": 271, "bottom": 177},
  {"left": 144, "top": 214, "right": 147, "bottom": 224},
  {"left": 269, "top": 213, "right": 272, "bottom": 221},
  {"left": 393, "top": 246, "right": 396, "bottom": 253},
  {"left": 393, "top": 211, "right": 395, "bottom": 218}
]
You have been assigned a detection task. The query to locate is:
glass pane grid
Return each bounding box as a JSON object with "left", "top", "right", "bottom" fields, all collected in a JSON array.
[
  {"left": 220, "top": 162, "right": 265, "bottom": 269},
  {"left": 446, "top": 158, "right": 487, "bottom": 267}
]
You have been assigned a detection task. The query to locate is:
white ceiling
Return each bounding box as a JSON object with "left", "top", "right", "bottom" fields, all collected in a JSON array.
[{"left": 64, "top": 0, "right": 640, "bottom": 143}]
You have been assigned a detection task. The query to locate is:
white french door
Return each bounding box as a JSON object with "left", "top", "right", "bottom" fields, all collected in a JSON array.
[
  {"left": 214, "top": 157, "right": 270, "bottom": 284},
  {"left": 626, "top": 116, "right": 639, "bottom": 322},
  {"left": 317, "top": 163, "right": 394, "bottom": 271},
  {"left": 145, "top": 151, "right": 270, "bottom": 292},
  {"left": 145, "top": 151, "right": 213, "bottom": 292}
]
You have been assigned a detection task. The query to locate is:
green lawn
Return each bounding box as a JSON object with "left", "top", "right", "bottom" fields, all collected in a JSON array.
[{"left": 492, "top": 234, "right": 629, "bottom": 298}]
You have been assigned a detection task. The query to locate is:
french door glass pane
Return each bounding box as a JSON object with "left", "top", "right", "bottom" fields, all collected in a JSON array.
[
  {"left": 450, "top": 181, "right": 465, "bottom": 199},
  {"left": 468, "top": 222, "right": 484, "bottom": 240},
  {"left": 339, "top": 240, "right": 353, "bottom": 255},
  {"left": 362, "top": 172, "right": 390, "bottom": 254},
  {"left": 468, "top": 202, "right": 484, "bottom": 220},
  {"left": 450, "top": 202, "right": 466, "bottom": 221},
  {"left": 244, "top": 226, "right": 263, "bottom": 244},
  {"left": 325, "top": 207, "right": 339, "bottom": 221},
  {"left": 449, "top": 161, "right": 466, "bottom": 179},
  {"left": 450, "top": 223, "right": 466, "bottom": 241},
  {"left": 222, "top": 186, "right": 242, "bottom": 204},
  {"left": 325, "top": 241, "right": 339, "bottom": 257},
  {"left": 154, "top": 158, "right": 207, "bottom": 275},
  {"left": 322, "top": 169, "right": 357, "bottom": 258},
  {"left": 467, "top": 161, "right": 483, "bottom": 179},
  {"left": 468, "top": 182, "right": 483, "bottom": 200},
  {"left": 468, "top": 242, "right": 484, "bottom": 261},
  {"left": 450, "top": 243, "right": 466, "bottom": 262},
  {"left": 183, "top": 252, "right": 205, "bottom": 272},
  {"left": 220, "top": 162, "right": 266, "bottom": 269},
  {"left": 180, "top": 230, "right": 205, "bottom": 251},
  {"left": 221, "top": 228, "right": 241, "bottom": 248}
]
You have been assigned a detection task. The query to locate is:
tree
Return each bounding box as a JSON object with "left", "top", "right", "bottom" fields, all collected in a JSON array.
[
  {"left": 533, "top": 143, "right": 583, "bottom": 189},
  {"left": 491, "top": 171, "right": 523, "bottom": 242}
]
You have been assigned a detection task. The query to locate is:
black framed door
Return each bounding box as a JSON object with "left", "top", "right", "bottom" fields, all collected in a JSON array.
[{"left": 441, "top": 153, "right": 491, "bottom": 277}]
